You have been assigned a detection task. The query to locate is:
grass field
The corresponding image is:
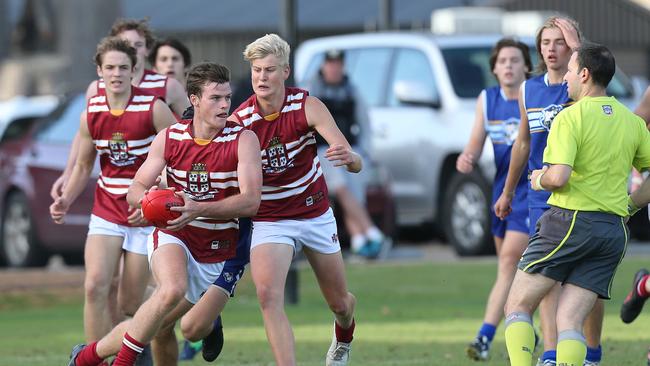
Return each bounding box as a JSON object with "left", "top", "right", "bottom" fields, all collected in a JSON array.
[{"left": 1, "top": 256, "right": 650, "bottom": 365}]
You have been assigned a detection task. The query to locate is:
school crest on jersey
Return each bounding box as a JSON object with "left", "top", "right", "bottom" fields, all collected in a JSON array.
[
  {"left": 503, "top": 117, "right": 520, "bottom": 145},
  {"left": 186, "top": 162, "right": 215, "bottom": 200},
  {"left": 264, "top": 136, "right": 292, "bottom": 174},
  {"left": 540, "top": 104, "right": 563, "bottom": 131},
  {"left": 108, "top": 132, "right": 136, "bottom": 166}
]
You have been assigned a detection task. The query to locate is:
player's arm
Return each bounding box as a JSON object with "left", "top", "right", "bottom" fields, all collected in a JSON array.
[
  {"left": 126, "top": 130, "right": 168, "bottom": 208},
  {"left": 494, "top": 87, "right": 530, "bottom": 219},
  {"left": 457, "top": 92, "right": 487, "bottom": 174},
  {"left": 630, "top": 174, "right": 650, "bottom": 211},
  {"left": 635, "top": 86, "right": 650, "bottom": 129},
  {"left": 306, "top": 95, "right": 362, "bottom": 173},
  {"left": 530, "top": 164, "right": 572, "bottom": 191},
  {"left": 50, "top": 81, "right": 100, "bottom": 200},
  {"left": 167, "top": 131, "right": 261, "bottom": 230},
  {"left": 165, "top": 77, "right": 191, "bottom": 116},
  {"left": 152, "top": 99, "right": 178, "bottom": 132},
  {"left": 50, "top": 113, "right": 97, "bottom": 223}
]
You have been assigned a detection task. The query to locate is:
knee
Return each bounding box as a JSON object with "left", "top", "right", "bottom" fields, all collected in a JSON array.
[
  {"left": 256, "top": 285, "right": 283, "bottom": 311},
  {"left": 84, "top": 274, "right": 112, "bottom": 302},
  {"left": 327, "top": 292, "right": 354, "bottom": 317},
  {"left": 180, "top": 318, "right": 209, "bottom": 342},
  {"left": 156, "top": 284, "right": 186, "bottom": 311}
]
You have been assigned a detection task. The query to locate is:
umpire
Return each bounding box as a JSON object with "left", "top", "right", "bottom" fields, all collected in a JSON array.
[{"left": 502, "top": 42, "right": 650, "bottom": 366}]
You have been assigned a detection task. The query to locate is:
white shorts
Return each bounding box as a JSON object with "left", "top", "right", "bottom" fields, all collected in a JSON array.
[
  {"left": 251, "top": 207, "right": 340, "bottom": 254},
  {"left": 88, "top": 214, "right": 152, "bottom": 255},
  {"left": 147, "top": 230, "right": 224, "bottom": 304},
  {"left": 317, "top": 145, "right": 367, "bottom": 204}
]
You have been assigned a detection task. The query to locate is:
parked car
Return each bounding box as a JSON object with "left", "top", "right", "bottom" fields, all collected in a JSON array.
[
  {"left": 295, "top": 32, "right": 640, "bottom": 255},
  {"left": 0, "top": 93, "right": 96, "bottom": 267}
]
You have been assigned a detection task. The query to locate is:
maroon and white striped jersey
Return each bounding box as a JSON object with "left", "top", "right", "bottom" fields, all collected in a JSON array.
[
  {"left": 98, "top": 69, "right": 168, "bottom": 102},
  {"left": 160, "top": 120, "right": 243, "bottom": 263},
  {"left": 86, "top": 87, "right": 158, "bottom": 225},
  {"left": 232, "top": 87, "right": 329, "bottom": 221}
]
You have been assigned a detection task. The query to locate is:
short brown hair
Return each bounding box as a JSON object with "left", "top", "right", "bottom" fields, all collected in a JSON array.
[
  {"left": 489, "top": 38, "right": 533, "bottom": 79},
  {"left": 186, "top": 62, "right": 231, "bottom": 98},
  {"left": 109, "top": 18, "right": 156, "bottom": 49},
  {"left": 535, "top": 16, "right": 582, "bottom": 74},
  {"left": 94, "top": 36, "right": 137, "bottom": 68}
]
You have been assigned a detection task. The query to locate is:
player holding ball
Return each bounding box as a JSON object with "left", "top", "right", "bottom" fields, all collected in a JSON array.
[{"left": 66, "top": 62, "right": 262, "bottom": 366}]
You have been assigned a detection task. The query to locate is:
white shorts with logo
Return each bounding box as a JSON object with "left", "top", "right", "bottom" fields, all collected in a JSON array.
[
  {"left": 251, "top": 207, "right": 340, "bottom": 254},
  {"left": 87, "top": 214, "right": 152, "bottom": 255},
  {"left": 147, "top": 230, "right": 224, "bottom": 304}
]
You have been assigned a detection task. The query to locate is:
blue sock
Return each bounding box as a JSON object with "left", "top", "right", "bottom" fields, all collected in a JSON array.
[
  {"left": 586, "top": 345, "right": 602, "bottom": 362},
  {"left": 542, "top": 350, "right": 557, "bottom": 361},
  {"left": 478, "top": 322, "right": 497, "bottom": 342},
  {"left": 214, "top": 315, "right": 222, "bottom": 328}
]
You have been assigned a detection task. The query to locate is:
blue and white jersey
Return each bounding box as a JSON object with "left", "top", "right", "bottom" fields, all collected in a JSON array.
[
  {"left": 522, "top": 74, "right": 572, "bottom": 208},
  {"left": 483, "top": 86, "right": 528, "bottom": 217}
]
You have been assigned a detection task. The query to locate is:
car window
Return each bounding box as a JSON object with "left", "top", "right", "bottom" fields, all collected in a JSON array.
[
  {"left": 441, "top": 47, "right": 495, "bottom": 98},
  {"left": 35, "top": 94, "right": 85, "bottom": 144},
  {"left": 0, "top": 117, "right": 40, "bottom": 143},
  {"left": 345, "top": 48, "right": 393, "bottom": 106},
  {"left": 387, "top": 48, "right": 438, "bottom": 107}
]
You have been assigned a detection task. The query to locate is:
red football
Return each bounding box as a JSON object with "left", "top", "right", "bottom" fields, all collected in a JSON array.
[{"left": 141, "top": 189, "right": 184, "bottom": 227}]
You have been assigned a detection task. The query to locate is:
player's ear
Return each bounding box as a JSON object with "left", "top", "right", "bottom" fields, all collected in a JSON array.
[
  {"left": 96, "top": 65, "right": 102, "bottom": 78},
  {"left": 190, "top": 94, "right": 199, "bottom": 107}
]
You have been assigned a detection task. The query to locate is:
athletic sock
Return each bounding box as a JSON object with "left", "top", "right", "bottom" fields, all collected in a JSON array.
[
  {"left": 365, "top": 226, "right": 383, "bottom": 241},
  {"left": 585, "top": 345, "right": 602, "bottom": 362},
  {"left": 638, "top": 275, "right": 650, "bottom": 297},
  {"left": 541, "top": 350, "right": 557, "bottom": 362},
  {"left": 504, "top": 312, "right": 535, "bottom": 366},
  {"left": 557, "top": 330, "right": 587, "bottom": 366},
  {"left": 112, "top": 332, "right": 145, "bottom": 366},
  {"left": 478, "top": 322, "right": 497, "bottom": 342},
  {"left": 351, "top": 234, "right": 365, "bottom": 252},
  {"left": 335, "top": 319, "right": 355, "bottom": 343},
  {"left": 75, "top": 341, "right": 104, "bottom": 366}
]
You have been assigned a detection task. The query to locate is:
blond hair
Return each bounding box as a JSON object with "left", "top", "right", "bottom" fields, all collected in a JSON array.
[
  {"left": 243, "top": 34, "right": 290, "bottom": 66},
  {"left": 535, "top": 16, "right": 582, "bottom": 73}
]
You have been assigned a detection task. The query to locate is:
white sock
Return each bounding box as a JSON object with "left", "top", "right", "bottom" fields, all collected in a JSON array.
[
  {"left": 351, "top": 234, "right": 366, "bottom": 251},
  {"left": 365, "top": 226, "right": 383, "bottom": 241}
]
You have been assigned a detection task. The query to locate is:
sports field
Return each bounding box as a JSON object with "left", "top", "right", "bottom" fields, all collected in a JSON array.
[{"left": 1, "top": 257, "right": 650, "bottom": 365}]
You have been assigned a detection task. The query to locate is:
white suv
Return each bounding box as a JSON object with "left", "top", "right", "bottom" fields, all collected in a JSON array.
[{"left": 295, "top": 32, "right": 637, "bottom": 255}]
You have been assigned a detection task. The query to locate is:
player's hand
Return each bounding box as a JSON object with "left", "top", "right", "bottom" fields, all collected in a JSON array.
[
  {"left": 127, "top": 204, "right": 149, "bottom": 226},
  {"left": 50, "top": 174, "right": 69, "bottom": 200},
  {"left": 50, "top": 197, "right": 70, "bottom": 224},
  {"left": 530, "top": 166, "right": 548, "bottom": 191},
  {"left": 166, "top": 190, "right": 200, "bottom": 231},
  {"left": 554, "top": 18, "right": 581, "bottom": 51},
  {"left": 325, "top": 144, "right": 358, "bottom": 168},
  {"left": 494, "top": 192, "right": 513, "bottom": 220},
  {"left": 456, "top": 152, "right": 475, "bottom": 174}
]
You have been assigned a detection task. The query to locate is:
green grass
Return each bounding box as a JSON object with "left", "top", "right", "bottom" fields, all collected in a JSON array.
[{"left": 2, "top": 257, "right": 650, "bottom": 365}]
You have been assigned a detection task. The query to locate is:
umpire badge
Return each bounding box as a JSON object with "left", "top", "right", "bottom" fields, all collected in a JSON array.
[{"left": 602, "top": 105, "right": 613, "bottom": 115}]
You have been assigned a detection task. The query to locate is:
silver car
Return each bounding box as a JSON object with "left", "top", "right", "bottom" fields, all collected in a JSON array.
[{"left": 295, "top": 32, "right": 638, "bottom": 255}]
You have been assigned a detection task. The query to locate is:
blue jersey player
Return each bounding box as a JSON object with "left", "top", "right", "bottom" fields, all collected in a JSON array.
[{"left": 457, "top": 38, "right": 532, "bottom": 362}]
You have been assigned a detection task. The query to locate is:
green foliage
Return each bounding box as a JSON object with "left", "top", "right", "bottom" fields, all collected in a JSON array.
[{"left": 1, "top": 258, "right": 649, "bottom": 365}]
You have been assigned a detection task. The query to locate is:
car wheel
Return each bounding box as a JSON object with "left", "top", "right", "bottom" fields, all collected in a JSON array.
[
  {"left": 442, "top": 172, "right": 493, "bottom": 256},
  {"left": 0, "top": 192, "right": 49, "bottom": 267}
]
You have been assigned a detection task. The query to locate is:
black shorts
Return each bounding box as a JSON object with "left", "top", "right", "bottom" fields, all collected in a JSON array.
[{"left": 518, "top": 206, "right": 629, "bottom": 299}]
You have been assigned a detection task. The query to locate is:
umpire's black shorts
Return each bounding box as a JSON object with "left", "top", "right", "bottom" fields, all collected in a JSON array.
[{"left": 518, "top": 206, "right": 628, "bottom": 299}]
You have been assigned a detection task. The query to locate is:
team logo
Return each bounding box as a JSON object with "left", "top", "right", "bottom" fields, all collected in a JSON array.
[
  {"left": 602, "top": 105, "right": 613, "bottom": 115},
  {"left": 331, "top": 233, "right": 339, "bottom": 244},
  {"left": 540, "top": 104, "right": 563, "bottom": 131},
  {"left": 210, "top": 240, "right": 231, "bottom": 250},
  {"left": 264, "top": 136, "right": 292, "bottom": 174},
  {"left": 187, "top": 162, "right": 215, "bottom": 200},
  {"left": 222, "top": 272, "right": 234, "bottom": 283},
  {"left": 108, "top": 132, "right": 136, "bottom": 166},
  {"left": 503, "top": 117, "right": 520, "bottom": 145}
]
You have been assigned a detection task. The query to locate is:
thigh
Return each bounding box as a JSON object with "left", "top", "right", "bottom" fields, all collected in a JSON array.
[
  {"left": 119, "top": 251, "right": 150, "bottom": 300},
  {"left": 181, "top": 285, "right": 229, "bottom": 332},
  {"left": 250, "top": 243, "right": 294, "bottom": 293},
  {"left": 507, "top": 269, "right": 558, "bottom": 312},
  {"left": 84, "top": 233, "right": 124, "bottom": 281},
  {"left": 303, "top": 248, "right": 349, "bottom": 301}
]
